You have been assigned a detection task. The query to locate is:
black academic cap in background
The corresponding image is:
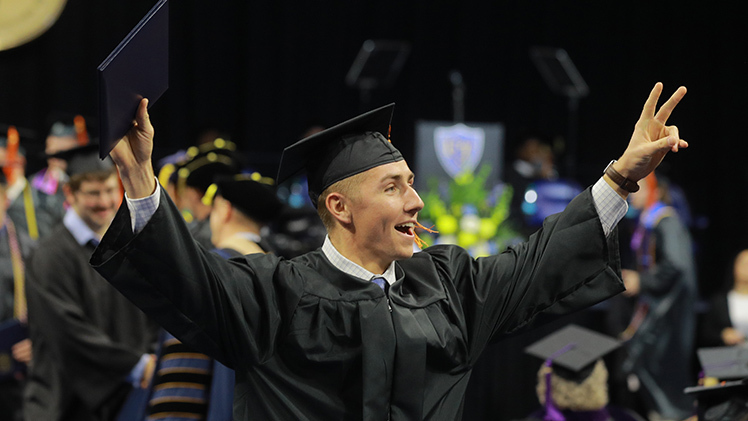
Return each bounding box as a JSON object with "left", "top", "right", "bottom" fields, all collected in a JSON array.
[
  {"left": 205, "top": 174, "right": 283, "bottom": 224},
  {"left": 684, "top": 377, "right": 748, "bottom": 421},
  {"left": 276, "top": 103, "right": 402, "bottom": 207},
  {"left": 47, "top": 121, "right": 76, "bottom": 138},
  {"left": 50, "top": 143, "right": 114, "bottom": 177},
  {"left": 698, "top": 346, "right": 748, "bottom": 381},
  {"left": 178, "top": 140, "right": 240, "bottom": 193},
  {"left": 525, "top": 324, "right": 622, "bottom": 381},
  {"left": 156, "top": 149, "right": 188, "bottom": 188}
]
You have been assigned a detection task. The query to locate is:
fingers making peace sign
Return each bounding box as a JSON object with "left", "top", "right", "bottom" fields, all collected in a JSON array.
[{"left": 612, "top": 83, "right": 689, "bottom": 185}]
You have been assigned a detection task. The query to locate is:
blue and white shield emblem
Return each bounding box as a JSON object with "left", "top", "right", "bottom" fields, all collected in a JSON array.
[{"left": 434, "top": 123, "right": 485, "bottom": 179}]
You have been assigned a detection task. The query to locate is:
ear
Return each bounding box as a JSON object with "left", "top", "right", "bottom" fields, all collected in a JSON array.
[
  {"left": 213, "top": 196, "right": 232, "bottom": 223},
  {"left": 325, "top": 192, "right": 353, "bottom": 225}
]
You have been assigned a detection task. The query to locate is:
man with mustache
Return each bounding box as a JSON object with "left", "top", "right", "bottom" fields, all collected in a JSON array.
[{"left": 24, "top": 144, "right": 158, "bottom": 421}]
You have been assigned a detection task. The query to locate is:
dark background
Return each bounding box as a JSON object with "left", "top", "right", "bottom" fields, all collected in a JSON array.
[{"left": 1, "top": 0, "right": 747, "bottom": 418}]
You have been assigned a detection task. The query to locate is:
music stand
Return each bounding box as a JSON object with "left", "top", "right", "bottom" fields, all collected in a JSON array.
[
  {"left": 345, "top": 40, "right": 410, "bottom": 111},
  {"left": 530, "top": 47, "right": 588, "bottom": 178}
]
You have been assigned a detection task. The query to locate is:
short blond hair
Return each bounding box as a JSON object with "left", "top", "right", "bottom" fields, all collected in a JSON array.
[
  {"left": 316, "top": 173, "right": 364, "bottom": 231},
  {"left": 536, "top": 359, "right": 609, "bottom": 411}
]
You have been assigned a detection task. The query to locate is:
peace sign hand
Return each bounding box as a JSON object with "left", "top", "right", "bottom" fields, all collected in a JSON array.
[{"left": 613, "top": 83, "right": 688, "bottom": 183}]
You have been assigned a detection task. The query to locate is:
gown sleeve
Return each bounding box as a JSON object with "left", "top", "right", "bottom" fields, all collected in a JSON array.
[
  {"left": 91, "top": 188, "right": 304, "bottom": 371},
  {"left": 426, "top": 187, "right": 624, "bottom": 355}
]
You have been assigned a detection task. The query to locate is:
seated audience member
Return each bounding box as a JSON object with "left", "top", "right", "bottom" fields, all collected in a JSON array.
[{"left": 700, "top": 249, "right": 748, "bottom": 347}]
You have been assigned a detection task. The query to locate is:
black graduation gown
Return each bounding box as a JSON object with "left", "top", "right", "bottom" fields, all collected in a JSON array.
[
  {"left": 24, "top": 223, "right": 158, "bottom": 421},
  {"left": 0, "top": 218, "right": 35, "bottom": 421},
  {"left": 6, "top": 179, "right": 65, "bottom": 241},
  {"left": 623, "top": 214, "right": 697, "bottom": 419},
  {"left": 91, "top": 187, "right": 624, "bottom": 420},
  {"left": 0, "top": 219, "right": 35, "bottom": 321}
]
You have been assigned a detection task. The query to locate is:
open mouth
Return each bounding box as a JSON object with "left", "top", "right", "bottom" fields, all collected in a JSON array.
[{"left": 395, "top": 222, "right": 415, "bottom": 237}]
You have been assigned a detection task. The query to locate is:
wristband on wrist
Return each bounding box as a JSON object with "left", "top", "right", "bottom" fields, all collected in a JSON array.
[{"left": 604, "top": 160, "right": 639, "bottom": 193}]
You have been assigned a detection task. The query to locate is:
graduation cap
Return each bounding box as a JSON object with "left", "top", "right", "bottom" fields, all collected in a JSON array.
[
  {"left": 156, "top": 149, "right": 189, "bottom": 188},
  {"left": 177, "top": 140, "right": 240, "bottom": 194},
  {"left": 698, "top": 346, "right": 748, "bottom": 381},
  {"left": 44, "top": 112, "right": 93, "bottom": 144},
  {"left": 685, "top": 377, "right": 748, "bottom": 421},
  {"left": 276, "top": 103, "right": 402, "bottom": 207},
  {"left": 202, "top": 173, "right": 283, "bottom": 224},
  {"left": 526, "top": 324, "right": 622, "bottom": 380},
  {"left": 49, "top": 143, "right": 114, "bottom": 178},
  {"left": 526, "top": 325, "right": 622, "bottom": 419}
]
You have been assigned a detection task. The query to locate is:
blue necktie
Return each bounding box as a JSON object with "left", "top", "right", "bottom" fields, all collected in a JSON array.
[{"left": 372, "top": 277, "right": 389, "bottom": 294}]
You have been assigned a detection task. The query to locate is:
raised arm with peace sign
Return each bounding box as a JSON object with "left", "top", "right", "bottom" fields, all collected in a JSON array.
[{"left": 606, "top": 83, "right": 688, "bottom": 196}]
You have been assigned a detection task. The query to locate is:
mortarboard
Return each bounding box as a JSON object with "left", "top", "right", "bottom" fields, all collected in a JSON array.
[
  {"left": 156, "top": 149, "right": 188, "bottom": 188},
  {"left": 525, "top": 325, "right": 622, "bottom": 420},
  {"left": 276, "top": 103, "right": 402, "bottom": 207},
  {"left": 525, "top": 324, "right": 622, "bottom": 378},
  {"left": 47, "top": 121, "right": 76, "bottom": 139},
  {"left": 49, "top": 143, "right": 114, "bottom": 178},
  {"left": 685, "top": 377, "right": 748, "bottom": 421},
  {"left": 177, "top": 140, "right": 240, "bottom": 194},
  {"left": 698, "top": 346, "right": 748, "bottom": 381},
  {"left": 203, "top": 173, "right": 283, "bottom": 225},
  {"left": 97, "top": 0, "right": 169, "bottom": 159}
]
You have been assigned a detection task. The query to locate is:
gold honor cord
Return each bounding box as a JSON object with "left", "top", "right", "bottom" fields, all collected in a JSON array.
[
  {"left": 6, "top": 220, "right": 26, "bottom": 319},
  {"left": 22, "top": 183, "right": 39, "bottom": 240}
]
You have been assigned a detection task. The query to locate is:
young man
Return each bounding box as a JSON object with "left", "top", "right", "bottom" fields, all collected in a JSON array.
[
  {"left": 93, "top": 83, "right": 688, "bottom": 420},
  {"left": 24, "top": 145, "right": 158, "bottom": 421}
]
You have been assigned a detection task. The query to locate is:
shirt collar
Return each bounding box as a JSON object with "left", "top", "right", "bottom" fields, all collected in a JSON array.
[
  {"left": 63, "top": 207, "right": 99, "bottom": 246},
  {"left": 322, "top": 236, "right": 396, "bottom": 285},
  {"left": 235, "top": 232, "right": 261, "bottom": 243}
]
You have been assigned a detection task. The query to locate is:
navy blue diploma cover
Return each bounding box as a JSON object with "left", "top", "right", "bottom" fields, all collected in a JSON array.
[{"left": 97, "top": 0, "right": 169, "bottom": 159}]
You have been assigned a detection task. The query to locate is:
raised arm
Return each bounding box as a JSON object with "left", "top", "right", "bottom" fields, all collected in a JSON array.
[
  {"left": 605, "top": 83, "right": 688, "bottom": 198},
  {"left": 110, "top": 98, "right": 157, "bottom": 199}
]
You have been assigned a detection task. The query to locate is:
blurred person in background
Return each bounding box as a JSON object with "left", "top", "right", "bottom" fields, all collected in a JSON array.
[
  {"left": 0, "top": 167, "right": 35, "bottom": 421},
  {"left": 24, "top": 145, "right": 158, "bottom": 421},
  {"left": 619, "top": 172, "right": 698, "bottom": 421},
  {"left": 699, "top": 249, "right": 748, "bottom": 347}
]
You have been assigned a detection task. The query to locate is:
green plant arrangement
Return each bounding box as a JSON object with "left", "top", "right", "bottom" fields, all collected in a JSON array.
[{"left": 416, "top": 165, "right": 524, "bottom": 257}]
